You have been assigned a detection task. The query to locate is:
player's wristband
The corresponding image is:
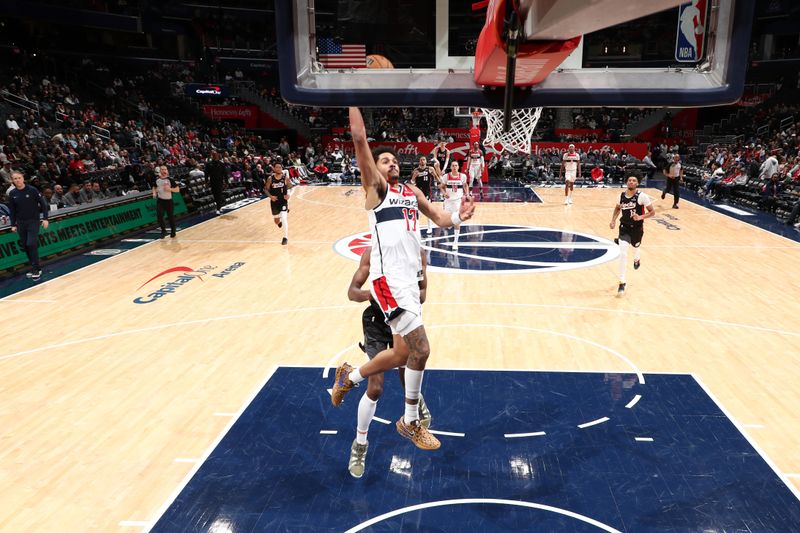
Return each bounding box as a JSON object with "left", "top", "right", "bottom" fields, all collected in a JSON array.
[{"left": 451, "top": 211, "right": 462, "bottom": 226}]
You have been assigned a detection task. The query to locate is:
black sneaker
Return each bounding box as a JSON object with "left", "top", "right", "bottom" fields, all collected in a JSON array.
[
  {"left": 160, "top": 231, "right": 167, "bottom": 239},
  {"left": 634, "top": 260, "right": 640, "bottom": 270},
  {"left": 617, "top": 282, "right": 626, "bottom": 295},
  {"left": 281, "top": 237, "right": 288, "bottom": 245},
  {"left": 170, "top": 231, "right": 176, "bottom": 238},
  {"left": 31, "top": 270, "right": 42, "bottom": 281},
  {"left": 661, "top": 192, "right": 666, "bottom": 200},
  {"left": 672, "top": 204, "right": 679, "bottom": 209}
]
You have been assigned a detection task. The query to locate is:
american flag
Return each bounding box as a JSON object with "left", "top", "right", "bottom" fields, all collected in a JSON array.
[{"left": 318, "top": 38, "right": 366, "bottom": 69}]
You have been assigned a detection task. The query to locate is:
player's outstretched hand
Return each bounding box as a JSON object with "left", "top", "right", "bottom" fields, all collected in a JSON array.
[{"left": 460, "top": 195, "right": 476, "bottom": 221}]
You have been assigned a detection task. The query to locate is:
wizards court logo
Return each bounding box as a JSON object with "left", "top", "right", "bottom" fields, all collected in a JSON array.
[{"left": 334, "top": 224, "right": 619, "bottom": 274}]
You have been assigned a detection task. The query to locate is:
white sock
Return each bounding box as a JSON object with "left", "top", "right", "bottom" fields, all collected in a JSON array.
[
  {"left": 356, "top": 394, "right": 378, "bottom": 444},
  {"left": 403, "top": 368, "right": 424, "bottom": 424},
  {"left": 453, "top": 226, "right": 460, "bottom": 244},
  {"left": 618, "top": 240, "right": 629, "bottom": 283},
  {"left": 280, "top": 212, "right": 288, "bottom": 238},
  {"left": 348, "top": 368, "right": 365, "bottom": 385},
  {"left": 634, "top": 246, "right": 641, "bottom": 262}
]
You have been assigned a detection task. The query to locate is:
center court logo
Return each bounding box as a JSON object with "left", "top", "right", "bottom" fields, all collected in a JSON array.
[
  {"left": 333, "top": 224, "right": 619, "bottom": 274},
  {"left": 133, "top": 262, "right": 245, "bottom": 304}
]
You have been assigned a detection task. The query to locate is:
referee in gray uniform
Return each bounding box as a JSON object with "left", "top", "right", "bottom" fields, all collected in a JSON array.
[
  {"left": 152, "top": 166, "right": 180, "bottom": 238},
  {"left": 8, "top": 171, "right": 49, "bottom": 280}
]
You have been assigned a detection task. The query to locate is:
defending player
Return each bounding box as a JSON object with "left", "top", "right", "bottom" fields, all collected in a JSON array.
[
  {"left": 411, "top": 156, "right": 436, "bottom": 235},
  {"left": 330, "top": 107, "right": 475, "bottom": 451},
  {"left": 609, "top": 172, "right": 655, "bottom": 295},
  {"left": 560, "top": 144, "right": 581, "bottom": 205},
  {"left": 346, "top": 246, "right": 431, "bottom": 478},
  {"left": 431, "top": 140, "right": 450, "bottom": 171}
]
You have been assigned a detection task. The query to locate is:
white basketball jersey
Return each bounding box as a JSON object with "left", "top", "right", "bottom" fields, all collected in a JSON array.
[
  {"left": 469, "top": 149, "right": 483, "bottom": 167},
  {"left": 563, "top": 152, "right": 580, "bottom": 173},
  {"left": 444, "top": 172, "right": 466, "bottom": 200},
  {"left": 369, "top": 183, "right": 422, "bottom": 285}
]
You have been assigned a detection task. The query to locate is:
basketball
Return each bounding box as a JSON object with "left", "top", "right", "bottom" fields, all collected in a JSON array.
[{"left": 366, "top": 54, "right": 394, "bottom": 69}]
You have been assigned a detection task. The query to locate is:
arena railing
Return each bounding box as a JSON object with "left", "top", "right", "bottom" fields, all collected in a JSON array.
[{"left": 1, "top": 90, "right": 40, "bottom": 115}]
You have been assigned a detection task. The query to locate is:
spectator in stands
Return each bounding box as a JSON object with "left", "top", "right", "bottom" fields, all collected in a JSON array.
[
  {"left": 642, "top": 151, "right": 657, "bottom": 180},
  {"left": 0, "top": 162, "right": 13, "bottom": 184},
  {"left": 63, "top": 183, "right": 82, "bottom": 207},
  {"left": 785, "top": 197, "right": 800, "bottom": 228},
  {"left": 313, "top": 159, "right": 329, "bottom": 181},
  {"left": 51, "top": 184, "right": 66, "bottom": 208},
  {"left": 68, "top": 154, "right": 86, "bottom": 175},
  {"left": 700, "top": 162, "right": 725, "bottom": 197},
  {"left": 591, "top": 164, "right": 605, "bottom": 186},
  {"left": 759, "top": 153, "right": 780, "bottom": 181},
  {"left": 759, "top": 174, "right": 783, "bottom": 213},
  {"left": 91, "top": 181, "right": 107, "bottom": 201},
  {"left": 278, "top": 137, "right": 291, "bottom": 158},
  {"left": 711, "top": 165, "right": 747, "bottom": 201},
  {"left": 28, "top": 122, "right": 47, "bottom": 141},
  {"left": 78, "top": 181, "right": 95, "bottom": 204},
  {"left": 5, "top": 114, "right": 20, "bottom": 130}
]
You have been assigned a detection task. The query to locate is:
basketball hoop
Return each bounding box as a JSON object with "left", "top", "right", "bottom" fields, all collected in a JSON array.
[{"left": 480, "top": 106, "right": 543, "bottom": 154}]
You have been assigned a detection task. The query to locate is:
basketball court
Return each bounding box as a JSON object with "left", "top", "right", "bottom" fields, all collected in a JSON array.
[
  {"left": 1, "top": 186, "right": 799, "bottom": 531},
  {"left": 2, "top": 0, "right": 799, "bottom": 530}
]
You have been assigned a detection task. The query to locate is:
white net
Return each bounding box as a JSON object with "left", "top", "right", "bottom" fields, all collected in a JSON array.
[{"left": 480, "top": 107, "right": 543, "bottom": 154}]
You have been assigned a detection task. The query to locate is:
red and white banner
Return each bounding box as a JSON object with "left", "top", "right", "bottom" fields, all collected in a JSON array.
[
  {"left": 202, "top": 105, "right": 288, "bottom": 129},
  {"left": 203, "top": 105, "right": 260, "bottom": 128},
  {"left": 322, "top": 139, "right": 649, "bottom": 160}
]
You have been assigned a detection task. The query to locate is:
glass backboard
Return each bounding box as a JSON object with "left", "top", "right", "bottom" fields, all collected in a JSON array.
[{"left": 275, "top": 0, "right": 755, "bottom": 108}]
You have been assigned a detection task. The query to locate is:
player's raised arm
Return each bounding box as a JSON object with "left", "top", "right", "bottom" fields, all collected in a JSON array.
[{"left": 349, "top": 107, "right": 385, "bottom": 207}]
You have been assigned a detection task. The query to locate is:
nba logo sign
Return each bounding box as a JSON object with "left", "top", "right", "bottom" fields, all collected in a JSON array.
[{"left": 675, "top": 0, "right": 707, "bottom": 62}]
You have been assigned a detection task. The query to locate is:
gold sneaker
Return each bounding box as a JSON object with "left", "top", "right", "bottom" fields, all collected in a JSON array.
[
  {"left": 396, "top": 416, "right": 441, "bottom": 450},
  {"left": 417, "top": 394, "right": 433, "bottom": 429},
  {"left": 348, "top": 439, "right": 369, "bottom": 478},
  {"left": 331, "top": 363, "right": 355, "bottom": 406}
]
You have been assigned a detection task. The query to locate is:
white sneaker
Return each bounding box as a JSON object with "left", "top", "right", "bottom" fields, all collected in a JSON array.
[
  {"left": 568, "top": 197, "right": 573, "bottom": 204},
  {"left": 564, "top": 198, "right": 569, "bottom": 205}
]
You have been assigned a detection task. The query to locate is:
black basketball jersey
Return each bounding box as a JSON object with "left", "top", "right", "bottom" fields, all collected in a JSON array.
[
  {"left": 434, "top": 147, "right": 447, "bottom": 166},
  {"left": 619, "top": 191, "right": 645, "bottom": 227},
  {"left": 268, "top": 174, "right": 287, "bottom": 199},
  {"left": 415, "top": 166, "right": 433, "bottom": 194}
]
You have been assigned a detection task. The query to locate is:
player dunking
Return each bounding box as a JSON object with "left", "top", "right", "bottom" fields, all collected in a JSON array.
[
  {"left": 411, "top": 156, "right": 436, "bottom": 235},
  {"left": 346, "top": 246, "right": 431, "bottom": 478},
  {"left": 467, "top": 142, "right": 485, "bottom": 199},
  {"left": 330, "top": 107, "right": 475, "bottom": 451},
  {"left": 560, "top": 144, "right": 581, "bottom": 204},
  {"left": 609, "top": 172, "right": 655, "bottom": 295},
  {"left": 441, "top": 161, "right": 469, "bottom": 250},
  {"left": 265, "top": 162, "right": 293, "bottom": 245}
]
